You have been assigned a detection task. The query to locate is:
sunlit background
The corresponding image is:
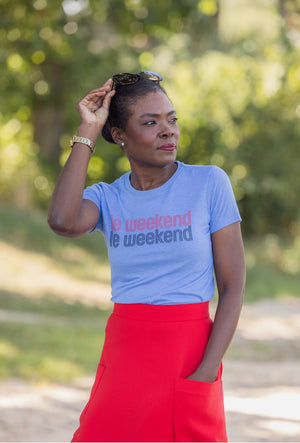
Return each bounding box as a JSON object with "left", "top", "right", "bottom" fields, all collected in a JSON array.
[{"left": 0, "top": 0, "right": 300, "bottom": 441}]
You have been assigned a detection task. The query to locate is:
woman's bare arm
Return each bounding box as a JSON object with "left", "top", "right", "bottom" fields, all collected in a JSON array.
[
  {"left": 48, "top": 79, "right": 115, "bottom": 238},
  {"left": 188, "top": 221, "right": 246, "bottom": 382}
]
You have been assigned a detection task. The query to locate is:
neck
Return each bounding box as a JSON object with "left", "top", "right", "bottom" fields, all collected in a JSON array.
[{"left": 129, "top": 162, "right": 178, "bottom": 191}]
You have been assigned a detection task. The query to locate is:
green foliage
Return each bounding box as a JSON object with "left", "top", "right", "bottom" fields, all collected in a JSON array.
[{"left": 0, "top": 0, "right": 300, "bottom": 236}]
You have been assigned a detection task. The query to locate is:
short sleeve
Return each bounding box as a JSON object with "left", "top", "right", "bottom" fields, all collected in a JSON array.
[
  {"left": 83, "top": 183, "right": 103, "bottom": 231},
  {"left": 208, "top": 166, "right": 241, "bottom": 234}
]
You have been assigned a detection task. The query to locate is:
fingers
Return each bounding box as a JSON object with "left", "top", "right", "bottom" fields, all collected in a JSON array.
[
  {"left": 80, "top": 91, "right": 105, "bottom": 106},
  {"left": 80, "top": 88, "right": 114, "bottom": 111},
  {"left": 78, "top": 79, "right": 114, "bottom": 108},
  {"left": 86, "top": 79, "right": 113, "bottom": 96},
  {"left": 76, "top": 79, "right": 115, "bottom": 127},
  {"left": 101, "top": 89, "right": 116, "bottom": 110}
]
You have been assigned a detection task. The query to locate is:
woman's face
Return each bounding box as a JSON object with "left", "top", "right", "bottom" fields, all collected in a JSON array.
[{"left": 120, "top": 91, "right": 180, "bottom": 169}]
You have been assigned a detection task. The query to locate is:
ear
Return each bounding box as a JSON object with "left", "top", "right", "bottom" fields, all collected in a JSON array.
[{"left": 111, "top": 127, "right": 126, "bottom": 146}]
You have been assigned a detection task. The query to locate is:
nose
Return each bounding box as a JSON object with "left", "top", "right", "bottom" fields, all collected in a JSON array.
[{"left": 159, "top": 122, "right": 174, "bottom": 138}]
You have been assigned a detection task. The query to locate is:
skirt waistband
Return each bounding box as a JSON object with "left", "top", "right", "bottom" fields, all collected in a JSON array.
[{"left": 113, "top": 302, "right": 210, "bottom": 322}]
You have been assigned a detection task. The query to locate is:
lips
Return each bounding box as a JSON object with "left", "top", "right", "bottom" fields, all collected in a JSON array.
[{"left": 157, "top": 144, "right": 176, "bottom": 151}]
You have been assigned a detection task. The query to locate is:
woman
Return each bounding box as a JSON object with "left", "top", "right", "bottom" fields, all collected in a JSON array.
[{"left": 48, "top": 71, "right": 246, "bottom": 442}]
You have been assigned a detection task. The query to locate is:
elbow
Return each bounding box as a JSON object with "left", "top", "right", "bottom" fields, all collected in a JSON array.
[{"left": 48, "top": 213, "right": 73, "bottom": 237}]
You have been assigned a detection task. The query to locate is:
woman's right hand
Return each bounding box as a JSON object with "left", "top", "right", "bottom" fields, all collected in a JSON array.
[{"left": 76, "top": 78, "right": 115, "bottom": 132}]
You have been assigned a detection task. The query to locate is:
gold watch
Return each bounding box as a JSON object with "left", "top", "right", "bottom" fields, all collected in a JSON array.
[{"left": 70, "top": 135, "right": 96, "bottom": 153}]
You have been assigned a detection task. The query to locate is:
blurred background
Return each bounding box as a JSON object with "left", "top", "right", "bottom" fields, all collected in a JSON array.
[{"left": 0, "top": 0, "right": 300, "bottom": 441}]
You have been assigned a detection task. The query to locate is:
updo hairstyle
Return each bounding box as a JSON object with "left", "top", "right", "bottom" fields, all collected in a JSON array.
[{"left": 102, "top": 78, "right": 167, "bottom": 144}]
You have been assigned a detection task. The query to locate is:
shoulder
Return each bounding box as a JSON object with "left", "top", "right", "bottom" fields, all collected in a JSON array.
[
  {"left": 179, "top": 162, "right": 227, "bottom": 182},
  {"left": 83, "top": 173, "right": 129, "bottom": 209},
  {"left": 85, "top": 172, "right": 129, "bottom": 194}
]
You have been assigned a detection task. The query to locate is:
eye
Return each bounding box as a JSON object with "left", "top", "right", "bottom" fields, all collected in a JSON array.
[
  {"left": 170, "top": 117, "right": 178, "bottom": 124},
  {"left": 143, "top": 120, "right": 156, "bottom": 126}
]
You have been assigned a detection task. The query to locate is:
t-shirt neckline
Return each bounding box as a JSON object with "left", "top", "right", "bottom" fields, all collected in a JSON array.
[{"left": 124, "top": 161, "right": 183, "bottom": 195}]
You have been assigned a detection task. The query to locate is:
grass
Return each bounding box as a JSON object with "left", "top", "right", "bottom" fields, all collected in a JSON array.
[
  {"left": 0, "top": 204, "right": 112, "bottom": 383},
  {"left": 0, "top": 322, "right": 106, "bottom": 382},
  {"left": 244, "top": 234, "right": 300, "bottom": 301},
  {"left": 226, "top": 336, "right": 300, "bottom": 362},
  {"left": 0, "top": 204, "right": 299, "bottom": 383},
  {"left": 0, "top": 205, "right": 110, "bottom": 284}
]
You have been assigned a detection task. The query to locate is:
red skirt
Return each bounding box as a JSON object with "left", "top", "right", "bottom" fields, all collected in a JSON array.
[{"left": 72, "top": 302, "right": 227, "bottom": 442}]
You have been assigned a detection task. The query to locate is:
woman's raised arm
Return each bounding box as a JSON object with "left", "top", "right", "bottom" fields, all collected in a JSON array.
[{"left": 48, "top": 79, "right": 115, "bottom": 238}]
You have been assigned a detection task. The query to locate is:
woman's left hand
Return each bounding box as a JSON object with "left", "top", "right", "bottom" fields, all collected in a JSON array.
[{"left": 186, "top": 365, "right": 218, "bottom": 383}]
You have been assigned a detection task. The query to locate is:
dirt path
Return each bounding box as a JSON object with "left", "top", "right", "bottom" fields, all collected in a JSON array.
[{"left": 0, "top": 298, "right": 300, "bottom": 442}]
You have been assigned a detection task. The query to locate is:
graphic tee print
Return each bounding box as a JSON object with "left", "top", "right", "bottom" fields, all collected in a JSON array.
[{"left": 83, "top": 162, "right": 241, "bottom": 305}]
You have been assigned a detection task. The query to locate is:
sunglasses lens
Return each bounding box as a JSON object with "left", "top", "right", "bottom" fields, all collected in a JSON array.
[
  {"left": 112, "top": 73, "right": 139, "bottom": 85},
  {"left": 112, "top": 71, "right": 163, "bottom": 88},
  {"left": 139, "top": 71, "right": 163, "bottom": 82}
]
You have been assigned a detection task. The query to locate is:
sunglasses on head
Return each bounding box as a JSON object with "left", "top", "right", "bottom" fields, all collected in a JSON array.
[{"left": 112, "top": 71, "right": 163, "bottom": 88}]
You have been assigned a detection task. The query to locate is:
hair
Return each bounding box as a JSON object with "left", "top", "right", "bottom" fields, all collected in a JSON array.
[{"left": 102, "top": 78, "right": 168, "bottom": 144}]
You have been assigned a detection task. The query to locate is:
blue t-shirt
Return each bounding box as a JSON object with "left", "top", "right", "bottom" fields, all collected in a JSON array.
[{"left": 83, "top": 161, "right": 241, "bottom": 305}]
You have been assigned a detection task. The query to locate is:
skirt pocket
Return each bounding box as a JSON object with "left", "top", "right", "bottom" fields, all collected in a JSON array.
[{"left": 174, "top": 375, "right": 227, "bottom": 442}]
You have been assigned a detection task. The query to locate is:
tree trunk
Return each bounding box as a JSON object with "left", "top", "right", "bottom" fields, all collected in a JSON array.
[
  {"left": 33, "top": 61, "right": 66, "bottom": 166},
  {"left": 33, "top": 102, "right": 64, "bottom": 166}
]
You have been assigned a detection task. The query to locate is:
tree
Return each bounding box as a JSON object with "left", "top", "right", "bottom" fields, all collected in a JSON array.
[{"left": 0, "top": 0, "right": 299, "bottom": 238}]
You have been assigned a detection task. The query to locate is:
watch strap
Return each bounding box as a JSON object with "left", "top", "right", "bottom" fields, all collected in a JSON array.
[{"left": 70, "top": 135, "right": 96, "bottom": 153}]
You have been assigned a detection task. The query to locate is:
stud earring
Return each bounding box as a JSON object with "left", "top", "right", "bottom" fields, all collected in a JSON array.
[{"left": 121, "top": 142, "right": 125, "bottom": 147}]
